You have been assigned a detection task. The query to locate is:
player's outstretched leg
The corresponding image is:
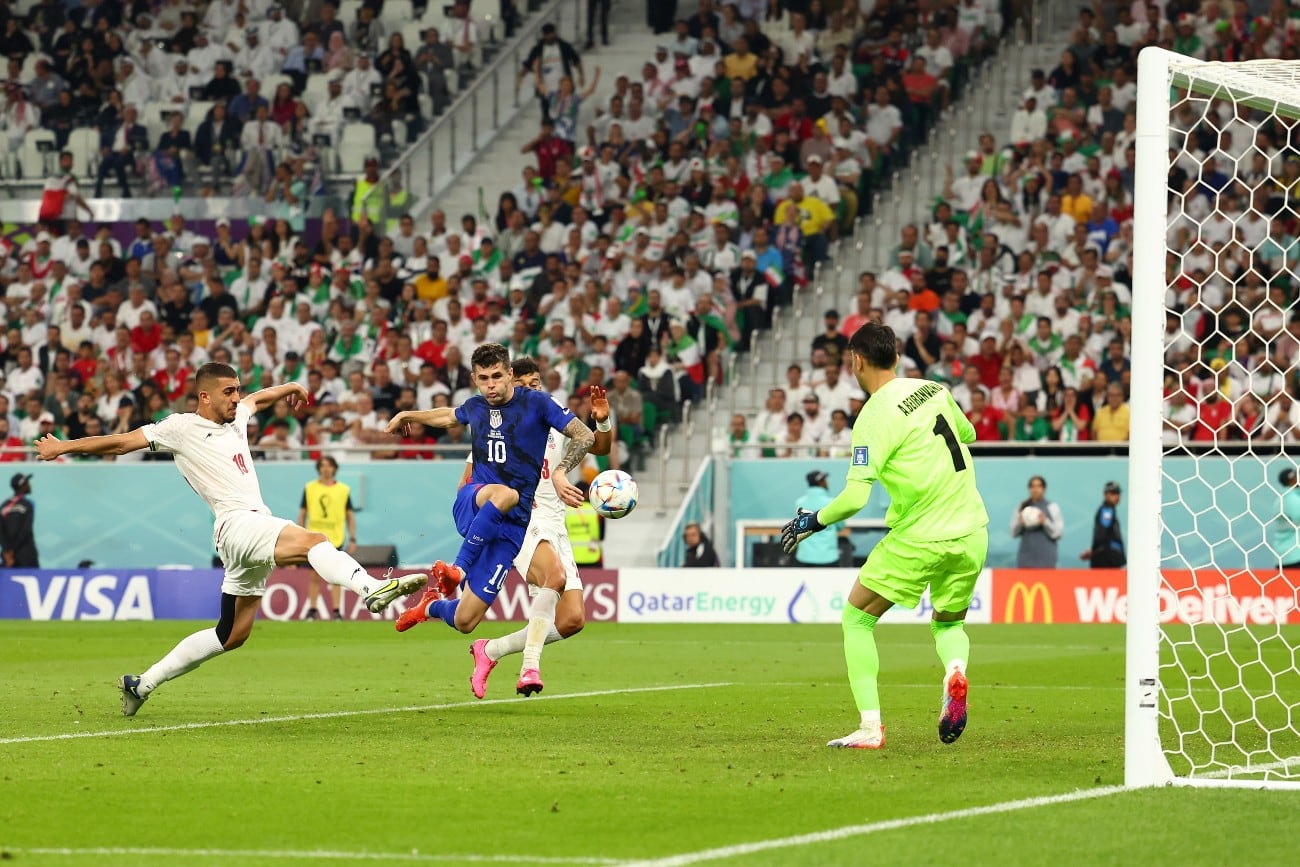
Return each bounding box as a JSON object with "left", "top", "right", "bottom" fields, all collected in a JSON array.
[
  {"left": 453, "top": 487, "right": 518, "bottom": 575},
  {"left": 124, "top": 594, "right": 253, "bottom": 715},
  {"left": 932, "top": 618, "right": 970, "bottom": 743},
  {"left": 396, "top": 562, "right": 464, "bottom": 632},
  {"left": 298, "top": 531, "right": 426, "bottom": 614},
  {"left": 829, "top": 604, "right": 885, "bottom": 749},
  {"left": 362, "top": 568, "right": 430, "bottom": 614}
]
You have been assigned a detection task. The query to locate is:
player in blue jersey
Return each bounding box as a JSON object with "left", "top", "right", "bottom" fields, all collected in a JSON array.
[{"left": 383, "top": 343, "right": 595, "bottom": 691}]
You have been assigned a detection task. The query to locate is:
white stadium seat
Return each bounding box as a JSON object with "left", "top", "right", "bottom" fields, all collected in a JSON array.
[
  {"left": 67, "top": 127, "right": 100, "bottom": 178},
  {"left": 303, "top": 73, "right": 332, "bottom": 112},
  {"left": 337, "top": 123, "right": 376, "bottom": 173},
  {"left": 382, "top": 0, "right": 415, "bottom": 30},
  {"left": 185, "top": 100, "right": 215, "bottom": 134},
  {"left": 17, "top": 128, "right": 56, "bottom": 179}
]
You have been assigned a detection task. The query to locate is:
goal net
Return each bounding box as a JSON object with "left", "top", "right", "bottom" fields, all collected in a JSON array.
[{"left": 1130, "top": 49, "right": 1300, "bottom": 789}]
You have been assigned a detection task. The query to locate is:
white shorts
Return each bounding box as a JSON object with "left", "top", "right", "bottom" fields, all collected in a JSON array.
[
  {"left": 213, "top": 510, "right": 293, "bottom": 596},
  {"left": 514, "top": 520, "right": 583, "bottom": 595}
]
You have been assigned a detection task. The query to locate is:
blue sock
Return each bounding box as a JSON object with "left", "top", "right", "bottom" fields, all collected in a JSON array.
[
  {"left": 428, "top": 598, "right": 459, "bottom": 628},
  {"left": 455, "top": 501, "right": 507, "bottom": 572}
]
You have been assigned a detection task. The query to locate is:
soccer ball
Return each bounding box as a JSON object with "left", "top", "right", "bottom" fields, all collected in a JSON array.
[
  {"left": 1020, "top": 506, "right": 1043, "bottom": 528},
  {"left": 588, "top": 469, "right": 639, "bottom": 519}
]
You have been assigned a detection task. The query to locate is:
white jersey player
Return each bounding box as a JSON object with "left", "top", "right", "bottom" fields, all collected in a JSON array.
[
  {"left": 35, "top": 362, "right": 428, "bottom": 717},
  {"left": 460, "top": 356, "right": 613, "bottom": 698}
]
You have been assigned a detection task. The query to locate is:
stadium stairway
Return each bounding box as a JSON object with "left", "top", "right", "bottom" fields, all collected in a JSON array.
[
  {"left": 638, "top": 17, "right": 1079, "bottom": 566},
  {"left": 415, "top": 1, "right": 653, "bottom": 223}
]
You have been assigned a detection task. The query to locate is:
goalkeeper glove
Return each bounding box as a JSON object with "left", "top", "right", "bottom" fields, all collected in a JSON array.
[{"left": 781, "top": 508, "right": 825, "bottom": 554}]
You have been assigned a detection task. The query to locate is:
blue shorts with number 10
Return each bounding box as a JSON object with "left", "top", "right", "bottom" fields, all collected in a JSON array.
[{"left": 452, "top": 484, "right": 528, "bottom": 604}]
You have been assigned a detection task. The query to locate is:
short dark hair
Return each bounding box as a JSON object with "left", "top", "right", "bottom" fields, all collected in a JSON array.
[
  {"left": 469, "top": 342, "right": 511, "bottom": 373},
  {"left": 847, "top": 322, "right": 898, "bottom": 371},
  {"left": 316, "top": 455, "right": 339, "bottom": 472},
  {"left": 195, "top": 361, "right": 238, "bottom": 389},
  {"left": 511, "top": 355, "right": 540, "bottom": 378}
]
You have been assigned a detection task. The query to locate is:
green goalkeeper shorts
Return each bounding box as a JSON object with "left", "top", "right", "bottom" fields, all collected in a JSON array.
[{"left": 859, "top": 527, "right": 988, "bottom": 613}]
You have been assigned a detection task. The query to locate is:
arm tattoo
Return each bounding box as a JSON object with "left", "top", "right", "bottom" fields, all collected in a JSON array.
[{"left": 557, "top": 418, "right": 596, "bottom": 472}]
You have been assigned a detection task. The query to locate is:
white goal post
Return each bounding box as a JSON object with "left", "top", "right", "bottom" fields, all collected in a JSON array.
[{"left": 1129, "top": 48, "right": 1300, "bottom": 789}]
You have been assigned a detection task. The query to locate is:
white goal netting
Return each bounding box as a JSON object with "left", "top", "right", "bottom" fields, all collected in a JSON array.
[{"left": 1145, "top": 56, "right": 1300, "bottom": 785}]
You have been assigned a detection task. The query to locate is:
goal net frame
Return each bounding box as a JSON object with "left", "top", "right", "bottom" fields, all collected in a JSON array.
[{"left": 1129, "top": 47, "right": 1300, "bottom": 790}]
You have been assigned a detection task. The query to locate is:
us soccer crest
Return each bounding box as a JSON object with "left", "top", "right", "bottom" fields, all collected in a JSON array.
[{"left": 489, "top": 409, "right": 503, "bottom": 429}]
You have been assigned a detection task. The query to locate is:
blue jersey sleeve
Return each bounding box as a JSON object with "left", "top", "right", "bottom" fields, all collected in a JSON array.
[
  {"left": 454, "top": 402, "right": 472, "bottom": 426},
  {"left": 537, "top": 390, "right": 577, "bottom": 432}
]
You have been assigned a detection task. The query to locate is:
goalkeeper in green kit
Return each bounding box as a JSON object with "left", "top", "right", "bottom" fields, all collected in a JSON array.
[{"left": 782, "top": 322, "right": 989, "bottom": 749}]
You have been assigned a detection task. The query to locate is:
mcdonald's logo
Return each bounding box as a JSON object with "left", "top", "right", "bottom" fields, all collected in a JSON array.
[{"left": 1004, "top": 582, "right": 1053, "bottom": 623}]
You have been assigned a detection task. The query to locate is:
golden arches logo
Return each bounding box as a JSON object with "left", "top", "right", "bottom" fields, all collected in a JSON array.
[{"left": 1004, "top": 582, "right": 1053, "bottom": 623}]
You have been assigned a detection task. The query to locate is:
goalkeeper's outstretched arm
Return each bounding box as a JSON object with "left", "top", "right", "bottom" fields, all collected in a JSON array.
[{"left": 816, "top": 479, "right": 873, "bottom": 526}]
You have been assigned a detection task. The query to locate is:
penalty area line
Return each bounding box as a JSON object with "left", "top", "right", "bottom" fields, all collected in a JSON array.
[
  {"left": 619, "top": 786, "right": 1129, "bottom": 867},
  {"left": 0, "top": 846, "right": 617, "bottom": 864},
  {"left": 0, "top": 682, "right": 732, "bottom": 746}
]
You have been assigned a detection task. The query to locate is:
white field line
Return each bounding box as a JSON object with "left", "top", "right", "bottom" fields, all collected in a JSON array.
[
  {"left": 618, "top": 787, "right": 1129, "bottom": 867},
  {"left": 0, "top": 683, "right": 731, "bottom": 746},
  {"left": 0, "top": 847, "right": 616, "bottom": 864},
  {"left": 1198, "top": 754, "right": 1300, "bottom": 780}
]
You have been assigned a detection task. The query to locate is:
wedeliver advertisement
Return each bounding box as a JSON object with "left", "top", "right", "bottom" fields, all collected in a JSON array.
[
  {"left": 996, "top": 569, "right": 1300, "bottom": 624},
  {"left": 615, "top": 569, "right": 994, "bottom": 624}
]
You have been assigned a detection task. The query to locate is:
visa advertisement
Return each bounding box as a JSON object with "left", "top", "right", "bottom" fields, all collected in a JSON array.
[{"left": 0, "top": 567, "right": 620, "bottom": 623}]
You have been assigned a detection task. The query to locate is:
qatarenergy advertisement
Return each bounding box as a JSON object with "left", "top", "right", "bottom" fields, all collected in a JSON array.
[{"left": 616, "top": 569, "right": 995, "bottom": 625}]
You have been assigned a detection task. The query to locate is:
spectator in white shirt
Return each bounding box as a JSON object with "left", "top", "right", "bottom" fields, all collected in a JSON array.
[{"left": 116, "top": 283, "right": 159, "bottom": 330}]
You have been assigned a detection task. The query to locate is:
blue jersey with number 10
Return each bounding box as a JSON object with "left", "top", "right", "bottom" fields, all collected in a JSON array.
[{"left": 454, "top": 387, "right": 576, "bottom": 525}]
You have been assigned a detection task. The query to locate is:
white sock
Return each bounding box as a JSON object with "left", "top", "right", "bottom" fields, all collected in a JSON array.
[
  {"left": 859, "top": 709, "right": 882, "bottom": 730},
  {"left": 308, "top": 541, "right": 376, "bottom": 596},
  {"left": 521, "top": 588, "right": 560, "bottom": 672},
  {"left": 485, "top": 624, "right": 564, "bottom": 661},
  {"left": 138, "top": 628, "right": 225, "bottom": 696}
]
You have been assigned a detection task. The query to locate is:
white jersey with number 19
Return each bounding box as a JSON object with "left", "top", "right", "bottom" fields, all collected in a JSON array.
[{"left": 142, "top": 402, "right": 271, "bottom": 518}]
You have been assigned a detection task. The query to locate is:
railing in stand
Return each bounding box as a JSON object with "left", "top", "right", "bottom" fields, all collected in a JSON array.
[{"left": 359, "top": 0, "right": 584, "bottom": 219}]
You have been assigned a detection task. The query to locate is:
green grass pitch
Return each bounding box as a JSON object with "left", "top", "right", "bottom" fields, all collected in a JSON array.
[{"left": 1, "top": 622, "right": 1297, "bottom": 866}]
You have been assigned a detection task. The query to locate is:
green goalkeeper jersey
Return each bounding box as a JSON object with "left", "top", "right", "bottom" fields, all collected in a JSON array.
[{"left": 847, "top": 377, "right": 989, "bottom": 541}]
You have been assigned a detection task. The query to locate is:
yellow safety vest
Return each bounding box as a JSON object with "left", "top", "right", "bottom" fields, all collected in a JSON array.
[
  {"left": 385, "top": 186, "right": 408, "bottom": 234},
  {"left": 303, "top": 480, "right": 351, "bottom": 549},
  {"left": 351, "top": 178, "right": 385, "bottom": 224},
  {"left": 566, "top": 502, "right": 602, "bottom": 565}
]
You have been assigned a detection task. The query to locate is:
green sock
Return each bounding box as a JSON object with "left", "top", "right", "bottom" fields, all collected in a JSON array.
[
  {"left": 931, "top": 619, "right": 969, "bottom": 672},
  {"left": 842, "top": 605, "right": 881, "bottom": 713}
]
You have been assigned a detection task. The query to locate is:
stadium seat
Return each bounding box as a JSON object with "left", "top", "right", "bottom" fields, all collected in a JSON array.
[
  {"left": 142, "top": 103, "right": 173, "bottom": 146},
  {"left": 303, "top": 73, "right": 332, "bottom": 111},
  {"left": 338, "top": 0, "right": 363, "bottom": 25},
  {"left": 337, "top": 123, "right": 376, "bottom": 173},
  {"left": 421, "top": 4, "right": 450, "bottom": 29},
  {"left": 401, "top": 22, "right": 425, "bottom": 53},
  {"left": 263, "top": 73, "right": 293, "bottom": 98},
  {"left": 66, "top": 127, "right": 100, "bottom": 178},
  {"left": 19, "top": 51, "right": 47, "bottom": 81},
  {"left": 17, "top": 129, "right": 56, "bottom": 179},
  {"left": 382, "top": 0, "right": 415, "bottom": 30},
  {"left": 417, "top": 93, "right": 432, "bottom": 121},
  {"left": 185, "top": 100, "right": 215, "bottom": 134}
]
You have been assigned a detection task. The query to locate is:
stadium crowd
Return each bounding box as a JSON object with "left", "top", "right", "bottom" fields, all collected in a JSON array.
[
  {"left": 5, "top": 0, "right": 1297, "bottom": 470},
  {"left": 3, "top": 0, "right": 493, "bottom": 197},
  {"left": 728, "top": 0, "right": 1300, "bottom": 456}
]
